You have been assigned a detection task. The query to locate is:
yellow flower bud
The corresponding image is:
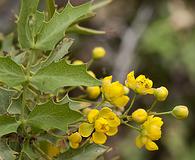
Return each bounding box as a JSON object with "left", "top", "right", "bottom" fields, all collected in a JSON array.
[
  {"left": 72, "top": 60, "right": 84, "bottom": 65},
  {"left": 154, "top": 86, "right": 168, "bottom": 101},
  {"left": 92, "top": 47, "right": 106, "bottom": 59},
  {"left": 124, "top": 86, "right": 130, "bottom": 95},
  {"left": 132, "top": 109, "right": 148, "bottom": 123},
  {"left": 172, "top": 105, "right": 189, "bottom": 119},
  {"left": 86, "top": 86, "right": 101, "bottom": 99},
  {"left": 87, "top": 71, "right": 96, "bottom": 78},
  {"left": 68, "top": 132, "right": 82, "bottom": 149}
]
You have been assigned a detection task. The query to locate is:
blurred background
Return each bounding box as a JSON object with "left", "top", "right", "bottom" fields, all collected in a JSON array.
[{"left": 0, "top": 0, "right": 195, "bottom": 159}]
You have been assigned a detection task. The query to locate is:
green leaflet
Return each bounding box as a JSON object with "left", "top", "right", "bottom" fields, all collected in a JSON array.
[
  {"left": 7, "top": 95, "right": 22, "bottom": 115},
  {"left": 34, "top": 2, "right": 91, "bottom": 51},
  {"left": 0, "top": 115, "right": 20, "bottom": 137},
  {"left": 0, "top": 140, "right": 17, "bottom": 160},
  {"left": 0, "top": 57, "right": 26, "bottom": 87},
  {"left": 32, "top": 38, "right": 73, "bottom": 72},
  {"left": 31, "top": 60, "right": 101, "bottom": 92},
  {"left": 22, "top": 142, "right": 39, "bottom": 160},
  {"left": 0, "top": 87, "right": 17, "bottom": 115},
  {"left": 27, "top": 101, "right": 82, "bottom": 132},
  {"left": 57, "top": 94, "right": 91, "bottom": 111},
  {"left": 17, "top": 0, "right": 39, "bottom": 48},
  {"left": 57, "top": 144, "right": 109, "bottom": 160}
]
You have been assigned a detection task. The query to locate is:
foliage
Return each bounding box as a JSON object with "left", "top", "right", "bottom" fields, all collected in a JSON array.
[{"left": 0, "top": 0, "right": 189, "bottom": 159}]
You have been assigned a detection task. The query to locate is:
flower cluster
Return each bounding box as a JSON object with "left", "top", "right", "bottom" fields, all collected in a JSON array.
[
  {"left": 79, "top": 107, "right": 120, "bottom": 144},
  {"left": 136, "top": 115, "right": 163, "bottom": 151},
  {"left": 67, "top": 47, "right": 189, "bottom": 152},
  {"left": 102, "top": 76, "right": 129, "bottom": 108}
]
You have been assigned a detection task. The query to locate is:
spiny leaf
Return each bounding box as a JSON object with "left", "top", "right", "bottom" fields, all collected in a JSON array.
[
  {"left": 7, "top": 95, "right": 22, "bottom": 115},
  {"left": 31, "top": 60, "right": 101, "bottom": 92},
  {"left": 27, "top": 101, "right": 82, "bottom": 132},
  {"left": 0, "top": 140, "right": 17, "bottom": 160},
  {"left": 0, "top": 57, "right": 26, "bottom": 87},
  {"left": 0, "top": 87, "right": 17, "bottom": 115},
  {"left": 0, "top": 115, "right": 20, "bottom": 137},
  {"left": 33, "top": 38, "right": 73, "bottom": 72},
  {"left": 17, "top": 0, "right": 39, "bottom": 48},
  {"left": 34, "top": 2, "right": 91, "bottom": 51},
  {"left": 57, "top": 94, "right": 91, "bottom": 111},
  {"left": 22, "top": 142, "right": 39, "bottom": 160}
]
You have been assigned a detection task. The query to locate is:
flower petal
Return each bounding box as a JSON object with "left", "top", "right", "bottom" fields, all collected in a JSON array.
[
  {"left": 135, "top": 135, "right": 145, "bottom": 149},
  {"left": 92, "top": 132, "right": 107, "bottom": 144},
  {"left": 145, "top": 140, "right": 159, "bottom": 151},
  {"left": 79, "top": 122, "right": 94, "bottom": 137},
  {"left": 88, "top": 109, "right": 99, "bottom": 123},
  {"left": 106, "top": 127, "right": 118, "bottom": 136}
]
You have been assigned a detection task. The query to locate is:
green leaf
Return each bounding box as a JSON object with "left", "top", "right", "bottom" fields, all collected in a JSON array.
[
  {"left": 57, "top": 94, "right": 91, "bottom": 111},
  {"left": 31, "top": 11, "right": 45, "bottom": 38},
  {"left": 67, "top": 24, "right": 105, "bottom": 35},
  {"left": 45, "top": 0, "right": 56, "bottom": 20},
  {"left": 0, "top": 87, "right": 16, "bottom": 114},
  {"left": 31, "top": 60, "right": 101, "bottom": 92},
  {"left": 58, "top": 144, "right": 109, "bottom": 160},
  {"left": 0, "top": 33, "right": 15, "bottom": 53},
  {"left": 22, "top": 142, "right": 39, "bottom": 160},
  {"left": 33, "top": 38, "right": 73, "bottom": 72},
  {"left": 7, "top": 95, "right": 22, "bottom": 115},
  {"left": 34, "top": 2, "right": 91, "bottom": 51},
  {"left": 0, "top": 115, "right": 20, "bottom": 137},
  {"left": 17, "top": 0, "right": 39, "bottom": 48},
  {"left": 27, "top": 101, "right": 82, "bottom": 132},
  {"left": 0, "top": 57, "right": 26, "bottom": 87},
  {"left": 0, "top": 140, "right": 17, "bottom": 160}
]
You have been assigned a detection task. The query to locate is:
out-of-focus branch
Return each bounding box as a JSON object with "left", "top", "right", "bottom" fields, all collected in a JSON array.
[{"left": 113, "top": 4, "right": 153, "bottom": 82}]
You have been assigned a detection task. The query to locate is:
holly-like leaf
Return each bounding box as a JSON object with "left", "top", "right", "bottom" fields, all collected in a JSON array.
[
  {"left": 0, "top": 87, "right": 16, "bottom": 115},
  {"left": 0, "top": 115, "right": 20, "bottom": 137},
  {"left": 0, "top": 140, "right": 17, "bottom": 160},
  {"left": 57, "top": 94, "right": 91, "bottom": 111},
  {"left": 27, "top": 101, "right": 82, "bottom": 132},
  {"left": 33, "top": 38, "right": 73, "bottom": 72},
  {"left": 58, "top": 144, "right": 109, "bottom": 160},
  {"left": 0, "top": 57, "right": 26, "bottom": 87},
  {"left": 17, "top": 0, "right": 39, "bottom": 48},
  {"left": 22, "top": 142, "right": 39, "bottom": 160},
  {"left": 34, "top": 2, "right": 91, "bottom": 51},
  {"left": 31, "top": 60, "right": 101, "bottom": 92},
  {"left": 7, "top": 95, "right": 22, "bottom": 115}
]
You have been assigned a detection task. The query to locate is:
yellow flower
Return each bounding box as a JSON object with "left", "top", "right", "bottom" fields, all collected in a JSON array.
[
  {"left": 99, "top": 107, "right": 121, "bottom": 127},
  {"left": 135, "top": 115, "right": 163, "bottom": 151},
  {"left": 79, "top": 107, "right": 121, "bottom": 145},
  {"left": 68, "top": 132, "right": 82, "bottom": 149},
  {"left": 132, "top": 109, "right": 148, "bottom": 123},
  {"left": 92, "top": 132, "right": 107, "bottom": 144},
  {"left": 92, "top": 47, "right": 106, "bottom": 59},
  {"left": 125, "top": 71, "right": 154, "bottom": 95},
  {"left": 95, "top": 117, "right": 110, "bottom": 133},
  {"left": 172, "top": 105, "right": 189, "bottom": 119},
  {"left": 154, "top": 86, "right": 168, "bottom": 101},
  {"left": 86, "top": 86, "right": 101, "bottom": 99},
  {"left": 87, "top": 109, "right": 99, "bottom": 123},
  {"left": 47, "top": 143, "right": 60, "bottom": 158},
  {"left": 72, "top": 60, "right": 84, "bottom": 65},
  {"left": 102, "top": 76, "right": 129, "bottom": 108}
]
